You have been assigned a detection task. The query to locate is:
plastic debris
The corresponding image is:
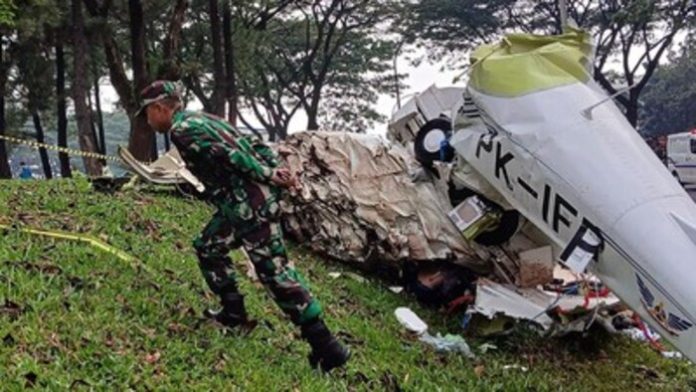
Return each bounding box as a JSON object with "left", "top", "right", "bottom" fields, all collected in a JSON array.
[
  {"left": 419, "top": 333, "right": 475, "bottom": 358},
  {"left": 470, "top": 279, "right": 555, "bottom": 330},
  {"left": 388, "top": 286, "right": 404, "bottom": 294},
  {"left": 502, "top": 364, "right": 529, "bottom": 372},
  {"left": 662, "top": 351, "right": 683, "bottom": 359},
  {"left": 394, "top": 307, "right": 428, "bottom": 335},
  {"left": 621, "top": 326, "right": 660, "bottom": 343},
  {"left": 478, "top": 343, "right": 498, "bottom": 354}
]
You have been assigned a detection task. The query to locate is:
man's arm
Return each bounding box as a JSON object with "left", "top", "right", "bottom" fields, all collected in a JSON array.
[
  {"left": 216, "top": 136, "right": 275, "bottom": 183},
  {"left": 248, "top": 137, "right": 280, "bottom": 168},
  {"left": 174, "top": 123, "right": 274, "bottom": 184}
]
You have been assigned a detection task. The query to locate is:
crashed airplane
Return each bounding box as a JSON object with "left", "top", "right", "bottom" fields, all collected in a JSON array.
[
  {"left": 390, "top": 29, "right": 696, "bottom": 361},
  {"left": 120, "top": 29, "right": 696, "bottom": 362}
]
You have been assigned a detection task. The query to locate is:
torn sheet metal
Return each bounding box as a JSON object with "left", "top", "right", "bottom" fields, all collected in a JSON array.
[
  {"left": 118, "top": 146, "right": 205, "bottom": 192},
  {"left": 470, "top": 277, "right": 621, "bottom": 334},
  {"left": 472, "top": 278, "right": 555, "bottom": 330},
  {"left": 280, "top": 131, "right": 492, "bottom": 272}
]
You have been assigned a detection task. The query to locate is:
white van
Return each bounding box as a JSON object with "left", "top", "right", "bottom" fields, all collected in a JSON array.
[{"left": 668, "top": 131, "right": 696, "bottom": 184}]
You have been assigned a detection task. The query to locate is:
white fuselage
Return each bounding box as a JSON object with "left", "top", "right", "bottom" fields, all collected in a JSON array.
[{"left": 450, "top": 80, "right": 696, "bottom": 361}]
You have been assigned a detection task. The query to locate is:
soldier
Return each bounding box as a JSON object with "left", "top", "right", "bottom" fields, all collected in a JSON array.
[{"left": 136, "top": 80, "right": 349, "bottom": 372}]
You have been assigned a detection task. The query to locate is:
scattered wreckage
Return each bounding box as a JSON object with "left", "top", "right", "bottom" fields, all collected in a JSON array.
[{"left": 120, "top": 29, "right": 696, "bottom": 362}]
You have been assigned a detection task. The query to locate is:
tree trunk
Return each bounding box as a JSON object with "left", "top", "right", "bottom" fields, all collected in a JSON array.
[
  {"left": 71, "top": 0, "right": 102, "bottom": 176},
  {"left": 306, "top": 98, "right": 320, "bottom": 131},
  {"left": 126, "top": 0, "right": 156, "bottom": 162},
  {"left": 0, "top": 93, "right": 10, "bottom": 179},
  {"left": 31, "top": 111, "right": 53, "bottom": 179},
  {"left": 209, "top": 0, "right": 226, "bottom": 117},
  {"left": 87, "top": 89, "right": 101, "bottom": 153},
  {"left": 160, "top": 0, "right": 187, "bottom": 80},
  {"left": 0, "top": 36, "right": 11, "bottom": 179},
  {"left": 93, "top": 73, "right": 106, "bottom": 155},
  {"left": 223, "top": 1, "right": 237, "bottom": 125},
  {"left": 129, "top": 0, "right": 148, "bottom": 94},
  {"left": 626, "top": 92, "right": 639, "bottom": 127},
  {"left": 55, "top": 33, "right": 71, "bottom": 177},
  {"left": 305, "top": 86, "right": 323, "bottom": 131}
]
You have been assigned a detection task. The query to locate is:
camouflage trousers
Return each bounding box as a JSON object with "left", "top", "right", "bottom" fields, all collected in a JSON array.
[{"left": 193, "top": 182, "right": 322, "bottom": 325}]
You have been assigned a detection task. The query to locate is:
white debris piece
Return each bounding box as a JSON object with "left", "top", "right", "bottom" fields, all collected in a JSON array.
[
  {"left": 394, "top": 307, "right": 429, "bottom": 335},
  {"left": 472, "top": 279, "right": 556, "bottom": 330}
]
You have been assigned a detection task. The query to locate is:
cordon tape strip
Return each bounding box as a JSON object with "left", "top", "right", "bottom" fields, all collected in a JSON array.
[
  {"left": 0, "top": 223, "right": 136, "bottom": 263},
  {"left": 0, "top": 134, "right": 123, "bottom": 163}
]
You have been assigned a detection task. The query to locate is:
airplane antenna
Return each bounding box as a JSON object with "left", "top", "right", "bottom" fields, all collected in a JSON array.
[
  {"left": 559, "top": 0, "right": 569, "bottom": 30},
  {"left": 581, "top": 82, "right": 638, "bottom": 120}
]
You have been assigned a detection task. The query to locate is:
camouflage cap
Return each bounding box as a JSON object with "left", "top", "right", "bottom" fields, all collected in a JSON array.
[{"left": 135, "top": 80, "right": 183, "bottom": 116}]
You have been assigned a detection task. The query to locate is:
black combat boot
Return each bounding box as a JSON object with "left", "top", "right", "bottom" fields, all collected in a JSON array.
[
  {"left": 300, "top": 319, "right": 350, "bottom": 372},
  {"left": 204, "top": 292, "right": 257, "bottom": 333}
]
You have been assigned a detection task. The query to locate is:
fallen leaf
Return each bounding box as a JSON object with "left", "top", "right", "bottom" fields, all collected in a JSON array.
[
  {"left": 474, "top": 365, "right": 485, "bottom": 378},
  {"left": 104, "top": 332, "right": 115, "bottom": 348},
  {"left": 167, "top": 323, "right": 190, "bottom": 335},
  {"left": 214, "top": 357, "right": 227, "bottom": 372},
  {"left": 144, "top": 351, "right": 161, "bottom": 364},
  {"left": 48, "top": 333, "right": 64, "bottom": 350}
]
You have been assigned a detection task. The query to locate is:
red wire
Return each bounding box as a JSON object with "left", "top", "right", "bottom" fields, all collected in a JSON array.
[{"left": 633, "top": 314, "right": 665, "bottom": 352}]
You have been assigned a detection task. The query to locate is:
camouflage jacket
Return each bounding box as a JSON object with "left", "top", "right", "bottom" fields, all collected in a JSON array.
[{"left": 170, "top": 111, "right": 279, "bottom": 198}]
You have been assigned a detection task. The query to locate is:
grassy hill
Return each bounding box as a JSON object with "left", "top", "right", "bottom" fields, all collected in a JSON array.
[{"left": 1, "top": 178, "right": 694, "bottom": 391}]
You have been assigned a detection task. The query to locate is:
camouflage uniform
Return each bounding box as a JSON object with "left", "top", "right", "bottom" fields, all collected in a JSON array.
[
  {"left": 169, "top": 110, "right": 322, "bottom": 326},
  {"left": 137, "top": 81, "right": 348, "bottom": 372}
]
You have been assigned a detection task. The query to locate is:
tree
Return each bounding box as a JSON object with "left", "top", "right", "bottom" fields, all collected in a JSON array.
[
  {"left": 208, "top": 0, "right": 226, "bottom": 116},
  {"left": 222, "top": 0, "right": 236, "bottom": 124},
  {"left": 398, "top": 0, "right": 511, "bottom": 66},
  {"left": 71, "top": 0, "right": 102, "bottom": 175},
  {"left": 55, "top": 23, "right": 71, "bottom": 177},
  {"left": 83, "top": 0, "right": 188, "bottom": 161},
  {"left": 317, "top": 33, "right": 396, "bottom": 133},
  {"left": 0, "top": 0, "right": 14, "bottom": 27},
  {"left": 16, "top": 38, "right": 54, "bottom": 178},
  {"left": 10, "top": 0, "right": 63, "bottom": 179},
  {"left": 232, "top": 0, "right": 400, "bottom": 137},
  {"left": 402, "top": 0, "right": 696, "bottom": 127},
  {"left": 574, "top": 0, "right": 694, "bottom": 127},
  {"left": 641, "top": 37, "right": 696, "bottom": 135},
  {"left": 181, "top": 0, "right": 293, "bottom": 126},
  {"left": 274, "top": 0, "right": 397, "bottom": 131},
  {"left": 0, "top": 33, "right": 11, "bottom": 178}
]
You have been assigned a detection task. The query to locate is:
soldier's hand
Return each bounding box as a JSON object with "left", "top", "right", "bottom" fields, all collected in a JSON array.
[{"left": 271, "top": 168, "right": 297, "bottom": 188}]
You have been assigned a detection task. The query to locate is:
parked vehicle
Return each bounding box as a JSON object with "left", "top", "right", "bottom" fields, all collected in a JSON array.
[{"left": 668, "top": 131, "right": 696, "bottom": 185}]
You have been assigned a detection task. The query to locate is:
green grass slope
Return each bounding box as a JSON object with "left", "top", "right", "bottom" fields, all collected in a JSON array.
[{"left": 1, "top": 179, "right": 694, "bottom": 391}]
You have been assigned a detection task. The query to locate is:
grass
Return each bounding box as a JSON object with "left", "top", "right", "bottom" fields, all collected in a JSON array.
[{"left": 1, "top": 178, "right": 695, "bottom": 391}]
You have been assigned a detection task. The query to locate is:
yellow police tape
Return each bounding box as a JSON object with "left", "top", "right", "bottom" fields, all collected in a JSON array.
[
  {"left": 0, "top": 223, "right": 136, "bottom": 263},
  {"left": 0, "top": 134, "right": 122, "bottom": 163}
]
